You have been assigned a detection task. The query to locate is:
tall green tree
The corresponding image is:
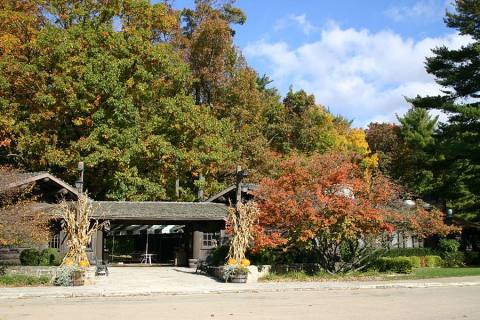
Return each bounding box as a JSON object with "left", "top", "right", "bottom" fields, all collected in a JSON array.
[
  {"left": 409, "top": 0, "right": 480, "bottom": 221},
  {"left": 0, "top": 0, "right": 235, "bottom": 201},
  {"left": 396, "top": 108, "right": 439, "bottom": 196}
]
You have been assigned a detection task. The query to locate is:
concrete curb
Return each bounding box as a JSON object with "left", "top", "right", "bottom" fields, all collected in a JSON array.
[{"left": 2, "top": 280, "right": 480, "bottom": 300}]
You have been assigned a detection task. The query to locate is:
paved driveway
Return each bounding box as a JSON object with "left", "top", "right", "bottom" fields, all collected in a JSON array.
[{"left": 94, "top": 266, "right": 225, "bottom": 292}]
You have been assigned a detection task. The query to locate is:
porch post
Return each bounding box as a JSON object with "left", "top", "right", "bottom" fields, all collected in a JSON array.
[
  {"left": 95, "top": 229, "right": 104, "bottom": 264},
  {"left": 193, "top": 231, "right": 202, "bottom": 260}
]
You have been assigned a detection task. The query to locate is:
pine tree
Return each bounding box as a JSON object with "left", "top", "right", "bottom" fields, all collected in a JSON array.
[{"left": 409, "top": 0, "right": 480, "bottom": 221}]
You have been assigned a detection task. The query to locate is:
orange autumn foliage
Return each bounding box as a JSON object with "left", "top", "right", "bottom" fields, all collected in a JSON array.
[{"left": 253, "top": 152, "right": 455, "bottom": 252}]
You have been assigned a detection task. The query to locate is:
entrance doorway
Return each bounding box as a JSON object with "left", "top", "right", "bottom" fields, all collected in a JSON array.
[{"left": 105, "top": 224, "right": 185, "bottom": 265}]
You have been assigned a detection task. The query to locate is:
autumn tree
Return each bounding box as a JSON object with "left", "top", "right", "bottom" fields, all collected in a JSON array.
[
  {"left": 0, "top": 0, "right": 235, "bottom": 201},
  {"left": 253, "top": 153, "right": 453, "bottom": 273},
  {"left": 0, "top": 166, "right": 49, "bottom": 246},
  {"left": 365, "top": 123, "right": 404, "bottom": 176}
]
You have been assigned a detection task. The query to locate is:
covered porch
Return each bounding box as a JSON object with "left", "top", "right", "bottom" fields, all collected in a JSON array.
[{"left": 90, "top": 201, "right": 228, "bottom": 266}]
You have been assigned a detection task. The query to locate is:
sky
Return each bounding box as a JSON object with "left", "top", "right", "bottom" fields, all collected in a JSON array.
[{"left": 171, "top": 0, "right": 471, "bottom": 127}]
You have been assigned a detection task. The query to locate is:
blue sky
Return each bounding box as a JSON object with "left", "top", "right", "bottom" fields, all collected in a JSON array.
[{"left": 171, "top": 0, "right": 470, "bottom": 127}]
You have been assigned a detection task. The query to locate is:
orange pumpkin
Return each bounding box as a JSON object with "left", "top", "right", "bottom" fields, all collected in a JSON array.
[{"left": 240, "top": 259, "right": 250, "bottom": 267}]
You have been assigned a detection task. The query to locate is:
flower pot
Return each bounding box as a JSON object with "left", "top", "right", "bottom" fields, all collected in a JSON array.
[
  {"left": 230, "top": 273, "right": 247, "bottom": 283},
  {"left": 188, "top": 258, "right": 198, "bottom": 269},
  {"left": 71, "top": 270, "right": 85, "bottom": 286}
]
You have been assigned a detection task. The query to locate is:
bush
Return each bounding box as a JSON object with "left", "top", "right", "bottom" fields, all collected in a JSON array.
[
  {"left": 39, "top": 248, "right": 61, "bottom": 266},
  {"left": 408, "top": 256, "right": 422, "bottom": 268},
  {"left": 442, "top": 252, "right": 465, "bottom": 267},
  {"left": 424, "top": 255, "right": 443, "bottom": 267},
  {"left": 374, "top": 257, "right": 413, "bottom": 274},
  {"left": 464, "top": 251, "right": 480, "bottom": 266},
  {"left": 247, "top": 248, "right": 279, "bottom": 265},
  {"left": 53, "top": 265, "right": 79, "bottom": 286},
  {"left": 438, "top": 239, "right": 460, "bottom": 255},
  {"left": 438, "top": 239, "right": 464, "bottom": 267},
  {"left": 382, "top": 248, "right": 437, "bottom": 257},
  {"left": 211, "top": 245, "right": 229, "bottom": 266},
  {"left": 19, "top": 248, "right": 41, "bottom": 266}
]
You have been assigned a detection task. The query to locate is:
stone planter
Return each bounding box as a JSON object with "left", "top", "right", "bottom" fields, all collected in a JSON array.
[{"left": 188, "top": 258, "right": 198, "bottom": 269}]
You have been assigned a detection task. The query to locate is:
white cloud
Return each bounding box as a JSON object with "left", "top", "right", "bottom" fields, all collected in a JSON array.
[
  {"left": 274, "top": 14, "right": 317, "bottom": 35},
  {"left": 385, "top": 0, "right": 445, "bottom": 22},
  {"left": 244, "top": 23, "right": 471, "bottom": 127}
]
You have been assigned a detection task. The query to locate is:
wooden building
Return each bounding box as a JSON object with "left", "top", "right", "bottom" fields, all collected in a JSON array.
[{"left": 0, "top": 171, "right": 255, "bottom": 265}]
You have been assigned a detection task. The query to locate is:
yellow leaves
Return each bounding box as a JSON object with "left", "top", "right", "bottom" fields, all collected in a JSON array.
[
  {"left": 126, "top": 77, "right": 135, "bottom": 88},
  {"left": 362, "top": 153, "right": 379, "bottom": 169},
  {"left": 344, "top": 128, "right": 370, "bottom": 155}
]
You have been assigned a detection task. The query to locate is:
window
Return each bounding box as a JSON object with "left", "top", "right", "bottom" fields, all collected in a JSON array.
[
  {"left": 202, "top": 232, "right": 220, "bottom": 248},
  {"left": 49, "top": 233, "right": 60, "bottom": 249}
]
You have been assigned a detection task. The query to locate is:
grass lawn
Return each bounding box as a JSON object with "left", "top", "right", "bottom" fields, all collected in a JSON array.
[
  {"left": 0, "top": 274, "right": 51, "bottom": 287},
  {"left": 260, "top": 267, "right": 480, "bottom": 282}
]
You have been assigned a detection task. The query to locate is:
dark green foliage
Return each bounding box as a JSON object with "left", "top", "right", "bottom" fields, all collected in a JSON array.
[
  {"left": 438, "top": 239, "right": 464, "bottom": 267},
  {"left": 247, "top": 249, "right": 278, "bottom": 265},
  {"left": 374, "top": 257, "right": 414, "bottom": 274},
  {"left": 408, "top": 0, "right": 480, "bottom": 221},
  {"left": 464, "top": 251, "right": 480, "bottom": 266},
  {"left": 382, "top": 248, "right": 438, "bottom": 257},
  {"left": 211, "top": 245, "right": 229, "bottom": 266},
  {"left": 19, "top": 248, "right": 41, "bottom": 266},
  {"left": 39, "top": 248, "right": 61, "bottom": 266},
  {"left": 396, "top": 108, "right": 439, "bottom": 195},
  {"left": 0, "top": 264, "right": 6, "bottom": 276}
]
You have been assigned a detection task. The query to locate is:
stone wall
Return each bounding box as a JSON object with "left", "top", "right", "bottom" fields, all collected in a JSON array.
[{"left": 5, "top": 266, "right": 59, "bottom": 278}]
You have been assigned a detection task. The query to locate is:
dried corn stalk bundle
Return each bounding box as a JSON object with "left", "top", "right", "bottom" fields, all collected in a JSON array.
[
  {"left": 59, "top": 193, "right": 108, "bottom": 266},
  {"left": 228, "top": 202, "right": 259, "bottom": 262}
]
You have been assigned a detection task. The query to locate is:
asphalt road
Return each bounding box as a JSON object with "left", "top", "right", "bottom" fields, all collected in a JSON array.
[{"left": 1, "top": 286, "right": 479, "bottom": 320}]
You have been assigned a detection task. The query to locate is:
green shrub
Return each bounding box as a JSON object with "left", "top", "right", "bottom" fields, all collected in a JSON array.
[
  {"left": 39, "top": 248, "right": 61, "bottom": 266},
  {"left": 382, "top": 248, "right": 437, "bottom": 257},
  {"left": 248, "top": 248, "right": 279, "bottom": 265},
  {"left": 464, "top": 251, "right": 480, "bottom": 266},
  {"left": 211, "top": 245, "right": 229, "bottom": 266},
  {"left": 408, "top": 256, "right": 422, "bottom": 268},
  {"left": 438, "top": 239, "right": 464, "bottom": 267},
  {"left": 374, "top": 257, "right": 413, "bottom": 274},
  {"left": 438, "top": 239, "right": 460, "bottom": 255},
  {"left": 442, "top": 252, "right": 465, "bottom": 267},
  {"left": 19, "top": 248, "right": 41, "bottom": 266},
  {"left": 425, "top": 255, "right": 443, "bottom": 267}
]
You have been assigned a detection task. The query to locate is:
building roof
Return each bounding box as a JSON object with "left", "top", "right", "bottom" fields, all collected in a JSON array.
[
  {"left": 91, "top": 201, "right": 229, "bottom": 221},
  {"left": 206, "top": 183, "right": 257, "bottom": 203},
  {"left": 0, "top": 171, "right": 79, "bottom": 198}
]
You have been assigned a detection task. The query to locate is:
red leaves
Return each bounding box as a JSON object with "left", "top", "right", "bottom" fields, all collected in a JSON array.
[{"left": 252, "top": 152, "right": 453, "bottom": 251}]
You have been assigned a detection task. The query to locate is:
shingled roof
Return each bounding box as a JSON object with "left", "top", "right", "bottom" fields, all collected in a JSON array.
[
  {"left": 0, "top": 170, "right": 78, "bottom": 198},
  {"left": 91, "top": 201, "right": 229, "bottom": 221}
]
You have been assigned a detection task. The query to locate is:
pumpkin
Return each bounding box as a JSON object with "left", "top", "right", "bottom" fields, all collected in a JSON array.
[
  {"left": 227, "top": 258, "right": 237, "bottom": 265},
  {"left": 240, "top": 259, "right": 250, "bottom": 267},
  {"left": 79, "top": 260, "right": 90, "bottom": 267}
]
